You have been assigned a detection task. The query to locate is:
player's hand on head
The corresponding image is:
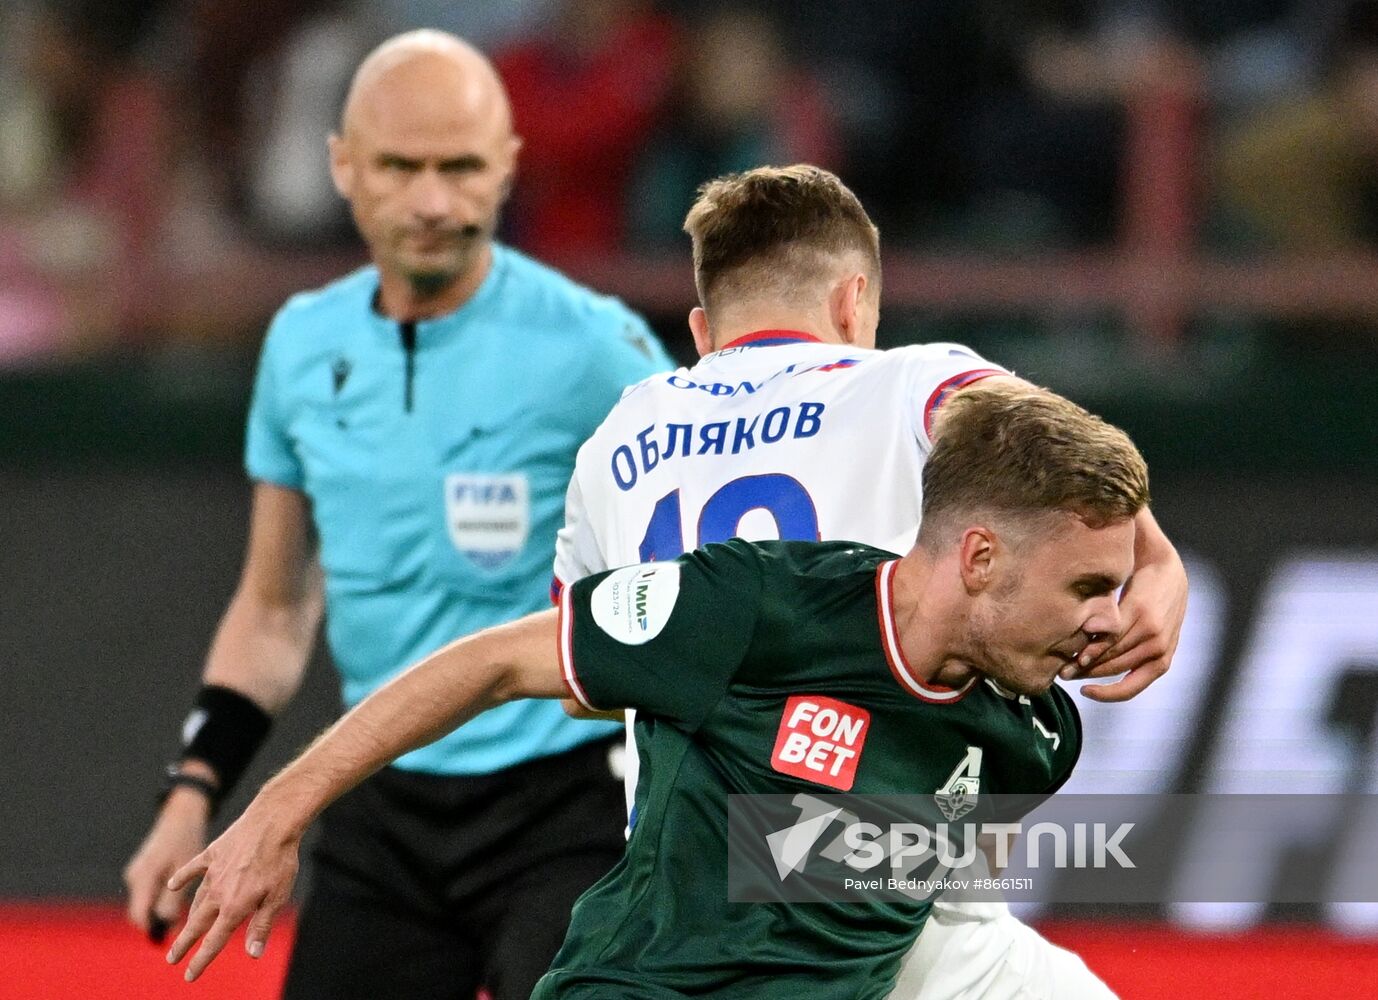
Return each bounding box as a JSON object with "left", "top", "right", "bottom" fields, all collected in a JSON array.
[
  {"left": 1060, "top": 557, "right": 1188, "bottom": 702},
  {"left": 123, "top": 791, "right": 212, "bottom": 943},
  {"left": 163, "top": 802, "right": 302, "bottom": 982}
]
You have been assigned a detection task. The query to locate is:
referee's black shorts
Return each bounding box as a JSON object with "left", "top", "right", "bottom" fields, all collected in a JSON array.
[{"left": 282, "top": 735, "right": 626, "bottom": 1000}]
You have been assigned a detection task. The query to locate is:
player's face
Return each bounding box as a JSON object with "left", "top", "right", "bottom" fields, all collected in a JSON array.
[
  {"left": 964, "top": 516, "right": 1135, "bottom": 696},
  {"left": 332, "top": 73, "right": 518, "bottom": 292}
]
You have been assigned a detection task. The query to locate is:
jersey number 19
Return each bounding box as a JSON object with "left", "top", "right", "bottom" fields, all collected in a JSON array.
[{"left": 638, "top": 474, "right": 821, "bottom": 560}]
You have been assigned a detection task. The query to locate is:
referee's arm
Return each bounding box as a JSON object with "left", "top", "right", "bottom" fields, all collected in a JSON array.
[
  {"left": 164, "top": 603, "right": 569, "bottom": 980},
  {"left": 123, "top": 482, "right": 322, "bottom": 940},
  {"left": 201, "top": 483, "right": 322, "bottom": 713}
]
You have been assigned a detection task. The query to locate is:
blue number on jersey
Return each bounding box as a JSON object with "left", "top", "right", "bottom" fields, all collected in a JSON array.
[{"left": 638, "top": 473, "right": 820, "bottom": 560}]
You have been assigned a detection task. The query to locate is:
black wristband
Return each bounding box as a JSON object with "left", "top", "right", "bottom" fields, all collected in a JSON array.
[
  {"left": 157, "top": 765, "right": 221, "bottom": 815},
  {"left": 176, "top": 685, "right": 272, "bottom": 803}
]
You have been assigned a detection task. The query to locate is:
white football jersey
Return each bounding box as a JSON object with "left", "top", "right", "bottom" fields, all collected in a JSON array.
[
  {"left": 551, "top": 333, "right": 1111, "bottom": 999},
  {"left": 554, "top": 333, "right": 1006, "bottom": 592}
]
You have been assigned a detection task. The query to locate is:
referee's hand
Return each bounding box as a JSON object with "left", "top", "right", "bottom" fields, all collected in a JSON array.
[
  {"left": 163, "top": 799, "right": 302, "bottom": 982},
  {"left": 123, "top": 789, "right": 210, "bottom": 944}
]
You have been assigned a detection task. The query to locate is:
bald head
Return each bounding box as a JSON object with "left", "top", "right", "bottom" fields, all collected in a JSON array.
[
  {"left": 328, "top": 30, "right": 521, "bottom": 313},
  {"left": 341, "top": 29, "right": 513, "bottom": 139}
]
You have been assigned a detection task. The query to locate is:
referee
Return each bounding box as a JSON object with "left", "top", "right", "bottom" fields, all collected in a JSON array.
[{"left": 123, "top": 30, "right": 670, "bottom": 1000}]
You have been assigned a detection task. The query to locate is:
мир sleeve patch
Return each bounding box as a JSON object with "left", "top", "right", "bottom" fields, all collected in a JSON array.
[{"left": 589, "top": 562, "right": 682, "bottom": 645}]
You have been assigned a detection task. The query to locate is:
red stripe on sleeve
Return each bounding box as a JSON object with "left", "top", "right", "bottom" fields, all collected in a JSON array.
[
  {"left": 557, "top": 587, "right": 596, "bottom": 711},
  {"left": 923, "top": 369, "right": 1007, "bottom": 437}
]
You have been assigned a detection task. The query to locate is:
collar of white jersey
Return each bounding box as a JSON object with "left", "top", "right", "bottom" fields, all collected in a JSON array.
[{"left": 714, "top": 329, "right": 824, "bottom": 353}]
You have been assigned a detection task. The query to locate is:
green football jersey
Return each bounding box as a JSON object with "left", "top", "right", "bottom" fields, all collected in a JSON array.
[{"left": 535, "top": 539, "right": 1082, "bottom": 1000}]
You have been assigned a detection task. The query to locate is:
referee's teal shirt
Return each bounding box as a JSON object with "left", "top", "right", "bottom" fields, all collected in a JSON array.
[{"left": 245, "top": 244, "right": 672, "bottom": 774}]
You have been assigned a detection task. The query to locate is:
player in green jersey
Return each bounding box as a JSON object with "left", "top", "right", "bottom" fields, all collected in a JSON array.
[{"left": 164, "top": 382, "right": 1149, "bottom": 999}]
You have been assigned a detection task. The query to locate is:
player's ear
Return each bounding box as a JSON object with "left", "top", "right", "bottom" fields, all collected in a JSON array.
[
  {"left": 957, "top": 526, "right": 997, "bottom": 595},
  {"left": 833, "top": 273, "right": 867, "bottom": 344},
  {"left": 497, "top": 134, "right": 523, "bottom": 201},
  {"left": 689, "top": 307, "right": 714, "bottom": 357},
  {"left": 327, "top": 133, "right": 353, "bottom": 199}
]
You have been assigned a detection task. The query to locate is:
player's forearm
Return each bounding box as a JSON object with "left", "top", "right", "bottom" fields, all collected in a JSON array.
[
  {"left": 201, "top": 570, "right": 323, "bottom": 714},
  {"left": 252, "top": 620, "right": 538, "bottom": 834},
  {"left": 561, "top": 698, "right": 626, "bottom": 722}
]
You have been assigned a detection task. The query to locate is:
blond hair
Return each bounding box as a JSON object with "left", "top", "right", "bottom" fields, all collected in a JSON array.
[
  {"left": 920, "top": 385, "right": 1150, "bottom": 547},
  {"left": 682, "top": 164, "right": 881, "bottom": 315}
]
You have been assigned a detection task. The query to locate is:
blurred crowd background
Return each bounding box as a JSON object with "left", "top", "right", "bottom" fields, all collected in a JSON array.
[{"left": 8, "top": 0, "right": 1378, "bottom": 365}]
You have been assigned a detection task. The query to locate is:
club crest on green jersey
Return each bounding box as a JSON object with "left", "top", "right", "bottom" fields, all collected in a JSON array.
[{"left": 934, "top": 746, "right": 983, "bottom": 822}]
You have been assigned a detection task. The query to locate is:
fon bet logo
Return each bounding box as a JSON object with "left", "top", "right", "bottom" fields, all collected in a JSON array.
[{"left": 771, "top": 696, "right": 871, "bottom": 791}]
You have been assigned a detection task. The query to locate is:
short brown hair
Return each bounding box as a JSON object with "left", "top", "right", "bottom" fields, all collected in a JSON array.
[
  {"left": 683, "top": 164, "right": 881, "bottom": 314},
  {"left": 920, "top": 384, "right": 1150, "bottom": 547}
]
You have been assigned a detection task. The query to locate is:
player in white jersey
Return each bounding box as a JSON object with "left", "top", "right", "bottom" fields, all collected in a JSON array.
[
  {"left": 554, "top": 166, "right": 1187, "bottom": 999},
  {"left": 557, "top": 334, "right": 997, "bottom": 597}
]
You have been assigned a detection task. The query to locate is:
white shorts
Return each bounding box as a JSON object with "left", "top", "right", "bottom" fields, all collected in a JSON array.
[{"left": 890, "top": 903, "right": 1118, "bottom": 1000}]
